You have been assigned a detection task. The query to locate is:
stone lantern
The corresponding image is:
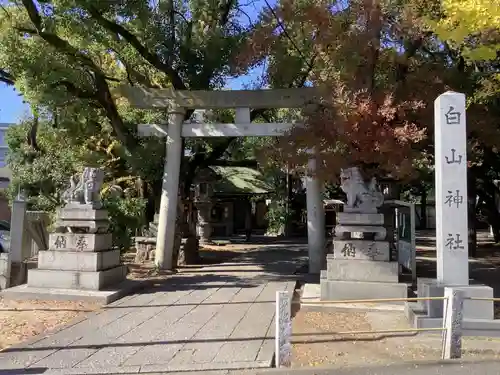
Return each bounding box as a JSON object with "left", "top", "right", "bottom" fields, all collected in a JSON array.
[{"left": 194, "top": 169, "right": 216, "bottom": 243}]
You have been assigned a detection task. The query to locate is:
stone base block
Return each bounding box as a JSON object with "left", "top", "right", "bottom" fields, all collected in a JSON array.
[
  {"left": 320, "top": 279, "right": 408, "bottom": 302},
  {"left": 343, "top": 207, "right": 377, "bottom": 214},
  {"left": 59, "top": 205, "right": 108, "bottom": 220},
  {"left": 405, "top": 302, "right": 500, "bottom": 337},
  {"left": 37, "top": 249, "right": 121, "bottom": 272},
  {"left": 49, "top": 233, "right": 113, "bottom": 252},
  {"left": 27, "top": 265, "right": 127, "bottom": 290},
  {"left": 331, "top": 240, "right": 390, "bottom": 261},
  {"left": 1, "top": 278, "right": 148, "bottom": 305},
  {"left": 302, "top": 283, "right": 404, "bottom": 312},
  {"left": 335, "top": 225, "right": 386, "bottom": 241},
  {"left": 55, "top": 220, "right": 110, "bottom": 233},
  {"left": 326, "top": 258, "right": 398, "bottom": 283},
  {"left": 417, "top": 279, "right": 494, "bottom": 320},
  {"left": 337, "top": 212, "right": 384, "bottom": 225}
]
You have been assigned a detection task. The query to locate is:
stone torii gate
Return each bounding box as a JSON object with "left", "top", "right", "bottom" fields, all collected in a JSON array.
[{"left": 119, "top": 86, "right": 326, "bottom": 274}]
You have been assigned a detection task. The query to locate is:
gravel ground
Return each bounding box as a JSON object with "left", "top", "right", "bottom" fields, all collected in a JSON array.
[
  {"left": 291, "top": 309, "right": 500, "bottom": 368},
  {"left": 0, "top": 297, "right": 99, "bottom": 350},
  {"left": 0, "top": 252, "right": 168, "bottom": 352}
]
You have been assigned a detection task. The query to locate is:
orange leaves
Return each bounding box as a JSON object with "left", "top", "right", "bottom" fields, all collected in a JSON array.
[
  {"left": 262, "top": 89, "right": 428, "bottom": 181},
  {"left": 236, "top": 0, "right": 440, "bottom": 181}
]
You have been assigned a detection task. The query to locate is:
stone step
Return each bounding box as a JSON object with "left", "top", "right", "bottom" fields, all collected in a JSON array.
[
  {"left": 49, "top": 233, "right": 112, "bottom": 252},
  {"left": 326, "top": 258, "right": 398, "bottom": 283},
  {"left": 321, "top": 279, "right": 408, "bottom": 302},
  {"left": 331, "top": 240, "right": 390, "bottom": 261},
  {"left": 37, "top": 249, "right": 121, "bottom": 272},
  {"left": 27, "top": 266, "right": 127, "bottom": 290}
]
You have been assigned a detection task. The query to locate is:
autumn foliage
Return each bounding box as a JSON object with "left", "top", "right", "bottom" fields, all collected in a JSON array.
[
  {"left": 425, "top": 0, "right": 500, "bottom": 62},
  {"left": 237, "top": 0, "right": 456, "bottom": 181}
]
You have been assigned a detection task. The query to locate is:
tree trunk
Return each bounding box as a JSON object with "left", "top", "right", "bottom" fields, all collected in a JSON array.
[
  {"left": 419, "top": 185, "right": 427, "bottom": 230},
  {"left": 143, "top": 181, "right": 156, "bottom": 225},
  {"left": 171, "top": 197, "right": 185, "bottom": 267},
  {"left": 27, "top": 107, "right": 40, "bottom": 151},
  {"left": 245, "top": 200, "right": 253, "bottom": 241},
  {"left": 284, "top": 172, "right": 293, "bottom": 237},
  {"left": 467, "top": 174, "right": 477, "bottom": 257}
]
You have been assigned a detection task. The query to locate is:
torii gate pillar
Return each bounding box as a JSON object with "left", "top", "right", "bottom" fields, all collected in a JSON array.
[
  {"left": 155, "top": 104, "right": 185, "bottom": 270},
  {"left": 306, "top": 157, "right": 325, "bottom": 274}
]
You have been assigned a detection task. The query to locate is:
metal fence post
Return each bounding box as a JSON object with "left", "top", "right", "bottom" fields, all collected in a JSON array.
[
  {"left": 442, "top": 287, "right": 464, "bottom": 359},
  {"left": 275, "top": 291, "right": 292, "bottom": 368}
]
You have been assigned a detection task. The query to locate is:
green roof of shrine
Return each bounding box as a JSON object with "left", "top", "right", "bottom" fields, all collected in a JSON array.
[{"left": 209, "top": 166, "right": 273, "bottom": 195}]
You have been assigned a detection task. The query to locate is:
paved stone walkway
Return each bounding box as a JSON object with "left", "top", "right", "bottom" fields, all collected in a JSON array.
[
  {"left": 0, "top": 243, "right": 306, "bottom": 374},
  {"left": 263, "top": 360, "right": 500, "bottom": 375}
]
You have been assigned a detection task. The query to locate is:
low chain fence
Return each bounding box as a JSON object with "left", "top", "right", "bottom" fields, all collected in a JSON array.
[{"left": 275, "top": 289, "right": 500, "bottom": 368}]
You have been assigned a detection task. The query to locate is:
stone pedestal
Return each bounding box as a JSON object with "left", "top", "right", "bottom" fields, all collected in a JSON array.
[
  {"left": 29, "top": 206, "right": 126, "bottom": 290},
  {"left": 404, "top": 279, "right": 500, "bottom": 335},
  {"left": 2, "top": 204, "right": 137, "bottom": 304},
  {"left": 320, "top": 212, "right": 408, "bottom": 301}
]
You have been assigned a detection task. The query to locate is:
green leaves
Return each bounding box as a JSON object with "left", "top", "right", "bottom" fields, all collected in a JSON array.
[{"left": 6, "top": 120, "right": 85, "bottom": 210}]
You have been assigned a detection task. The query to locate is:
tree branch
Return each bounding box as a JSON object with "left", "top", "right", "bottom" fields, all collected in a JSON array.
[
  {"left": 263, "top": 0, "right": 314, "bottom": 73},
  {"left": 50, "top": 80, "right": 97, "bottom": 99},
  {"left": 0, "top": 69, "right": 14, "bottom": 85},
  {"left": 296, "top": 54, "right": 316, "bottom": 87},
  {"left": 394, "top": 34, "right": 432, "bottom": 83},
  {"left": 219, "top": 0, "right": 236, "bottom": 26},
  {"left": 20, "top": 0, "right": 42, "bottom": 28},
  {"left": 86, "top": 6, "right": 187, "bottom": 90}
]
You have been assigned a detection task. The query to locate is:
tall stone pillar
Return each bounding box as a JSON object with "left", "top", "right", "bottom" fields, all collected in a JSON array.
[
  {"left": 155, "top": 105, "right": 185, "bottom": 270},
  {"left": 407, "top": 91, "right": 495, "bottom": 327},
  {"left": 9, "top": 194, "right": 27, "bottom": 263}
]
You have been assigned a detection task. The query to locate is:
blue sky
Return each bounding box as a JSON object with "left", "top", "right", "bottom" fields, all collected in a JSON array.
[
  {"left": 0, "top": 84, "right": 30, "bottom": 124},
  {"left": 0, "top": 0, "right": 274, "bottom": 124}
]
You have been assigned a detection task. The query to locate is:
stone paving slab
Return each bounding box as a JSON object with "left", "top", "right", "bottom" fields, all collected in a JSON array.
[
  {"left": 18, "top": 361, "right": 500, "bottom": 375},
  {"left": 0, "top": 245, "right": 306, "bottom": 373},
  {"left": 257, "top": 360, "right": 500, "bottom": 375},
  {"left": 167, "top": 284, "right": 267, "bottom": 365}
]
